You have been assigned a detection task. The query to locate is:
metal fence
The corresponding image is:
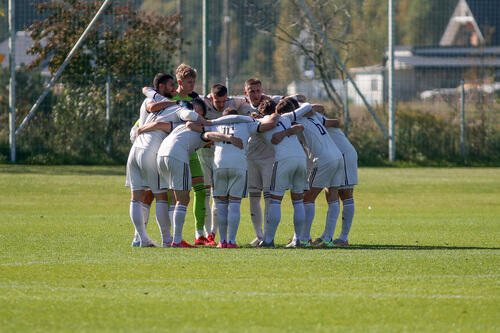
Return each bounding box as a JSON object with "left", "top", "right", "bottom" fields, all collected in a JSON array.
[{"left": 1, "top": 0, "right": 499, "bottom": 164}]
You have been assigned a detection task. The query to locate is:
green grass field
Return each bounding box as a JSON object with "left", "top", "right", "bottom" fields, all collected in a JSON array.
[{"left": 0, "top": 165, "right": 498, "bottom": 332}]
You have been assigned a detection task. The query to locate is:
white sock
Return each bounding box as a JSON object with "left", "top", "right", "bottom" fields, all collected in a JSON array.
[
  {"left": 321, "top": 200, "right": 340, "bottom": 242},
  {"left": 203, "top": 189, "right": 212, "bottom": 237},
  {"left": 210, "top": 196, "right": 218, "bottom": 235},
  {"left": 172, "top": 204, "right": 187, "bottom": 244},
  {"left": 168, "top": 204, "right": 175, "bottom": 230},
  {"left": 249, "top": 192, "right": 264, "bottom": 239},
  {"left": 263, "top": 191, "right": 270, "bottom": 230},
  {"left": 155, "top": 200, "right": 172, "bottom": 244},
  {"left": 227, "top": 199, "right": 241, "bottom": 244},
  {"left": 340, "top": 198, "right": 354, "bottom": 241},
  {"left": 301, "top": 202, "right": 315, "bottom": 242},
  {"left": 292, "top": 199, "right": 305, "bottom": 242},
  {"left": 264, "top": 198, "right": 281, "bottom": 243},
  {"left": 133, "top": 202, "right": 150, "bottom": 243},
  {"left": 216, "top": 199, "right": 229, "bottom": 243},
  {"left": 130, "top": 200, "right": 149, "bottom": 243}
]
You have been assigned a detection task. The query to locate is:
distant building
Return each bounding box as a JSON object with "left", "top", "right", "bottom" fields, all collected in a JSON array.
[{"left": 348, "top": 0, "right": 500, "bottom": 104}]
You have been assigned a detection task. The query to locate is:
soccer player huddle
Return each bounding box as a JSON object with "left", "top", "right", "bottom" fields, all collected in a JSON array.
[{"left": 126, "top": 63, "right": 358, "bottom": 248}]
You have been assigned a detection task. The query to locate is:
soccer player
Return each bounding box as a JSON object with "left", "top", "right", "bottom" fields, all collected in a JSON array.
[
  {"left": 125, "top": 97, "right": 200, "bottom": 247},
  {"left": 257, "top": 99, "right": 315, "bottom": 247},
  {"left": 272, "top": 98, "right": 344, "bottom": 248},
  {"left": 144, "top": 64, "right": 212, "bottom": 246},
  {"left": 156, "top": 100, "right": 249, "bottom": 247},
  {"left": 244, "top": 78, "right": 307, "bottom": 246},
  {"left": 202, "top": 108, "right": 278, "bottom": 248},
  {"left": 197, "top": 84, "right": 252, "bottom": 243},
  {"left": 323, "top": 120, "right": 358, "bottom": 246},
  {"left": 127, "top": 73, "right": 179, "bottom": 247}
]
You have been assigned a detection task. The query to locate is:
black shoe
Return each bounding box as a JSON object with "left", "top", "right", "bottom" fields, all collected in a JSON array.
[{"left": 258, "top": 240, "right": 275, "bottom": 248}]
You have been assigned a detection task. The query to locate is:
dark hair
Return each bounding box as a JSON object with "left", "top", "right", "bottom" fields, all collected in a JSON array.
[
  {"left": 287, "top": 97, "right": 300, "bottom": 109},
  {"left": 276, "top": 98, "right": 296, "bottom": 114},
  {"left": 258, "top": 99, "right": 277, "bottom": 116},
  {"left": 211, "top": 84, "right": 228, "bottom": 97},
  {"left": 191, "top": 98, "right": 207, "bottom": 117},
  {"left": 153, "top": 73, "right": 174, "bottom": 91},
  {"left": 223, "top": 107, "right": 238, "bottom": 116}
]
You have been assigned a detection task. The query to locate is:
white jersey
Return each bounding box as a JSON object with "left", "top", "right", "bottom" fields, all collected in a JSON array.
[
  {"left": 133, "top": 105, "right": 199, "bottom": 152},
  {"left": 138, "top": 98, "right": 153, "bottom": 127},
  {"left": 327, "top": 127, "right": 357, "bottom": 156},
  {"left": 206, "top": 121, "right": 260, "bottom": 170},
  {"left": 296, "top": 113, "right": 342, "bottom": 164},
  {"left": 157, "top": 124, "right": 208, "bottom": 164},
  {"left": 246, "top": 95, "right": 282, "bottom": 160},
  {"left": 260, "top": 103, "right": 312, "bottom": 161}
]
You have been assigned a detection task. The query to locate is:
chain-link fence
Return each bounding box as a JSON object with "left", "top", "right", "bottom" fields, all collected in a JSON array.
[{"left": 1, "top": 0, "right": 499, "bottom": 165}]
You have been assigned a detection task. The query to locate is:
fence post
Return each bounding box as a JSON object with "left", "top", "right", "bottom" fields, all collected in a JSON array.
[
  {"left": 106, "top": 74, "right": 111, "bottom": 153},
  {"left": 460, "top": 79, "right": 466, "bottom": 160},
  {"left": 8, "top": 0, "right": 15, "bottom": 162},
  {"left": 202, "top": 0, "right": 208, "bottom": 96},
  {"left": 344, "top": 79, "right": 349, "bottom": 137},
  {"left": 388, "top": 0, "right": 396, "bottom": 162}
]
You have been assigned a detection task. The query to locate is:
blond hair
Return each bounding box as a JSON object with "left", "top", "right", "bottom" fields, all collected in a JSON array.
[{"left": 176, "top": 63, "right": 197, "bottom": 80}]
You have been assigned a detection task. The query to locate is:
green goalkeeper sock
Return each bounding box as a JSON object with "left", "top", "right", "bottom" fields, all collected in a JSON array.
[{"left": 193, "top": 183, "right": 206, "bottom": 234}]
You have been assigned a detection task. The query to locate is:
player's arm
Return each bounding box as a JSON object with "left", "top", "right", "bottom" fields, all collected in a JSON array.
[
  {"left": 137, "top": 121, "right": 172, "bottom": 135},
  {"left": 257, "top": 113, "right": 279, "bottom": 132},
  {"left": 146, "top": 100, "right": 178, "bottom": 112},
  {"left": 186, "top": 121, "right": 204, "bottom": 133},
  {"left": 271, "top": 123, "right": 304, "bottom": 145},
  {"left": 202, "top": 132, "right": 244, "bottom": 149},
  {"left": 208, "top": 114, "right": 254, "bottom": 125},
  {"left": 323, "top": 118, "right": 341, "bottom": 128}
]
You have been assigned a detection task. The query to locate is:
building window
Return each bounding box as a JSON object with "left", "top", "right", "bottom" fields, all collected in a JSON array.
[{"left": 371, "top": 78, "right": 378, "bottom": 91}]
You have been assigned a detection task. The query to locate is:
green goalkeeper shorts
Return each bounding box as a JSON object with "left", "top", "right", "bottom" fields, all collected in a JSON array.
[{"left": 189, "top": 152, "right": 204, "bottom": 178}]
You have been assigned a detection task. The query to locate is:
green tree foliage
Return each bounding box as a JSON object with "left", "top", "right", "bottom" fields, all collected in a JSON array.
[{"left": 18, "top": 0, "right": 181, "bottom": 163}]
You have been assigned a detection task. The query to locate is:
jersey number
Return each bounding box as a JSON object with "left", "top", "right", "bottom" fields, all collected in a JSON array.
[
  {"left": 307, "top": 117, "right": 326, "bottom": 135},
  {"left": 223, "top": 126, "right": 234, "bottom": 144}
]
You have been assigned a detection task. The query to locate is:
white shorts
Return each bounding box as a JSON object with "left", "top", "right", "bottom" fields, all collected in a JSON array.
[
  {"left": 125, "top": 147, "right": 165, "bottom": 193},
  {"left": 308, "top": 158, "right": 344, "bottom": 189},
  {"left": 213, "top": 168, "right": 248, "bottom": 198},
  {"left": 247, "top": 156, "right": 275, "bottom": 193},
  {"left": 197, "top": 147, "right": 214, "bottom": 187},
  {"left": 157, "top": 156, "right": 191, "bottom": 191},
  {"left": 339, "top": 151, "right": 358, "bottom": 188},
  {"left": 269, "top": 157, "right": 309, "bottom": 196}
]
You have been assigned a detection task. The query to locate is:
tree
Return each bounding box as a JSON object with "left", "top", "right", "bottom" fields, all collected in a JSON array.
[
  {"left": 269, "top": 0, "right": 358, "bottom": 110},
  {"left": 22, "top": 0, "right": 181, "bottom": 162}
]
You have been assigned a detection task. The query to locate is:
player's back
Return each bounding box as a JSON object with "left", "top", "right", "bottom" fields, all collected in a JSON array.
[
  {"left": 157, "top": 124, "right": 206, "bottom": 163},
  {"left": 211, "top": 122, "right": 259, "bottom": 169},
  {"left": 261, "top": 115, "right": 305, "bottom": 161},
  {"left": 133, "top": 105, "right": 188, "bottom": 152},
  {"left": 297, "top": 113, "right": 342, "bottom": 163},
  {"left": 327, "top": 127, "right": 357, "bottom": 156}
]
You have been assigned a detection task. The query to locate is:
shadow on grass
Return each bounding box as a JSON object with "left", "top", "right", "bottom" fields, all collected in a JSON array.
[
  {"left": 238, "top": 244, "right": 500, "bottom": 250},
  {"left": 0, "top": 165, "right": 125, "bottom": 176}
]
